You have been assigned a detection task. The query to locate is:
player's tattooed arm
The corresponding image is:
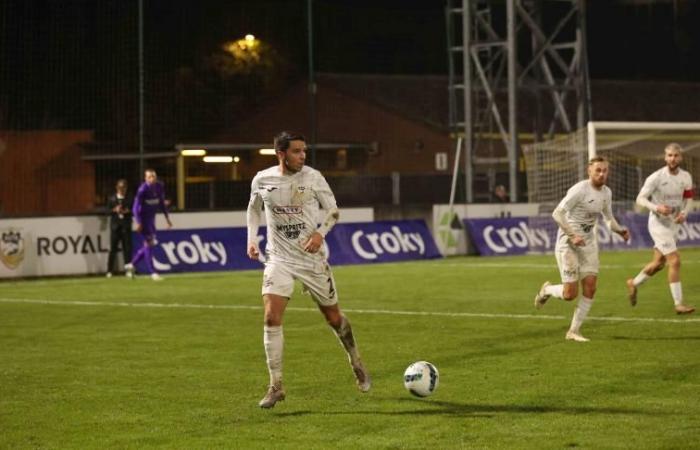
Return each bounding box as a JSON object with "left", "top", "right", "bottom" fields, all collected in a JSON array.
[{"left": 316, "top": 207, "right": 339, "bottom": 238}]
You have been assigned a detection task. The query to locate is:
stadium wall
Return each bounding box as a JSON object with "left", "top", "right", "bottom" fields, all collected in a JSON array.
[
  {"left": 0, "top": 130, "right": 95, "bottom": 216},
  {"left": 0, "top": 208, "right": 373, "bottom": 278}
]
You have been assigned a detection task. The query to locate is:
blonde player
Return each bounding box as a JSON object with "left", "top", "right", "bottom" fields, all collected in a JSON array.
[
  {"left": 626, "top": 143, "right": 695, "bottom": 314},
  {"left": 246, "top": 131, "right": 370, "bottom": 409},
  {"left": 534, "top": 156, "right": 631, "bottom": 342}
]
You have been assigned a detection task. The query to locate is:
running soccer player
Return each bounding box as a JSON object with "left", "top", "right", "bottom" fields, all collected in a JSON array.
[
  {"left": 534, "top": 156, "right": 631, "bottom": 342},
  {"left": 246, "top": 131, "right": 370, "bottom": 409},
  {"left": 125, "top": 169, "right": 172, "bottom": 281},
  {"left": 626, "top": 143, "right": 695, "bottom": 314}
]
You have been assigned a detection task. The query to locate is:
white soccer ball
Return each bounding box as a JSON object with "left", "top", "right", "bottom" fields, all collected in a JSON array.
[{"left": 403, "top": 361, "right": 439, "bottom": 397}]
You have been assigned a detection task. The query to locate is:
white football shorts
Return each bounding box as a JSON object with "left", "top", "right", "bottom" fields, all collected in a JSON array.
[
  {"left": 261, "top": 260, "right": 338, "bottom": 306},
  {"left": 554, "top": 234, "right": 599, "bottom": 283},
  {"left": 648, "top": 215, "right": 678, "bottom": 255}
]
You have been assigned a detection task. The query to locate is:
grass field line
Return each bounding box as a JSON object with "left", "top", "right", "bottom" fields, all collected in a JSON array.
[
  {"left": 3, "top": 259, "right": 700, "bottom": 286},
  {"left": 1, "top": 297, "right": 698, "bottom": 324},
  {"left": 428, "top": 259, "right": 700, "bottom": 269}
]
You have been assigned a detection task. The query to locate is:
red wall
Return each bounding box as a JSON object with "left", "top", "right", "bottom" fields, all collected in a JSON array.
[
  {"left": 0, "top": 130, "right": 95, "bottom": 215},
  {"left": 220, "top": 82, "right": 454, "bottom": 177}
]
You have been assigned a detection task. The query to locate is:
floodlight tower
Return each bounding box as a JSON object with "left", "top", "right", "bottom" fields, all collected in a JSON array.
[{"left": 446, "top": 0, "right": 591, "bottom": 202}]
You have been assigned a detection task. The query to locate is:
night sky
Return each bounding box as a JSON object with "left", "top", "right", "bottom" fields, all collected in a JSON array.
[
  {"left": 1, "top": 0, "right": 699, "bottom": 133},
  {"left": 135, "top": 0, "right": 700, "bottom": 79}
]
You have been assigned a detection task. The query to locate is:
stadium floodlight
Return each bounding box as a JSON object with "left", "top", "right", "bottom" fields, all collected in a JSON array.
[
  {"left": 203, "top": 156, "right": 233, "bottom": 163},
  {"left": 181, "top": 149, "right": 206, "bottom": 156},
  {"left": 259, "top": 148, "right": 276, "bottom": 155}
]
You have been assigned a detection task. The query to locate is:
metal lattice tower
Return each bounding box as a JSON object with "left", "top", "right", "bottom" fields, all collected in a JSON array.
[{"left": 446, "top": 0, "right": 591, "bottom": 202}]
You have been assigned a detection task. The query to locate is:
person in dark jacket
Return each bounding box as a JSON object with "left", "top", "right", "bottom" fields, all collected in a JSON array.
[{"left": 106, "top": 179, "right": 133, "bottom": 277}]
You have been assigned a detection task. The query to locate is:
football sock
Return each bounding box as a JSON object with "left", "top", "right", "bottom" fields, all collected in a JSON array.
[
  {"left": 545, "top": 284, "right": 565, "bottom": 299},
  {"left": 633, "top": 271, "right": 650, "bottom": 287},
  {"left": 143, "top": 245, "right": 155, "bottom": 274},
  {"left": 263, "top": 325, "right": 283, "bottom": 386},
  {"left": 131, "top": 246, "right": 147, "bottom": 265},
  {"left": 669, "top": 282, "right": 683, "bottom": 306},
  {"left": 569, "top": 296, "right": 593, "bottom": 333},
  {"left": 332, "top": 315, "right": 360, "bottom": 365}
]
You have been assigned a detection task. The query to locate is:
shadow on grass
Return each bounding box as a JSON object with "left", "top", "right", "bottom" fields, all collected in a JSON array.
[{"left": 272, "top": 398, "right": 662, "bottom": 418}]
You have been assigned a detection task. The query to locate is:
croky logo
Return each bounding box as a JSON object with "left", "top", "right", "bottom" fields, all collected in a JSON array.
[{"left": 0, "top": 228, "right": 25, "bottom": 270}]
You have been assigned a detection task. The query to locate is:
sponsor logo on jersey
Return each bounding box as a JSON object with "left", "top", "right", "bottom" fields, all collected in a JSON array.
[
  {"left": 581, "top": 223, "right": 594, "bottom": 233},
  {"left": 297, "top": 186, "right": 306, "bottom": 192},
  {"left": 273, "top": 206, "right": 303, "bottom": 215},
  {"left": 0, "top": 228, "right": 25, "bottom": 270},
  {"left": 276, "top": 223, "right": 306, "bottom": 239},
  {"left": 263, "top": 186, "right": 278, "bottom": 192},
  {"left": 145, "top": 198, "right": 160, "bottom": 205}
]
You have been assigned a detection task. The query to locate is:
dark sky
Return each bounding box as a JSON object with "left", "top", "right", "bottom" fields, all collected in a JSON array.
[
  {"left": 140, "top": 0, "right": 700, "bottom": 80},
  {"left": 135, "top": 0, "right": 700, "bottom": 79},
  {"left": 1, "top": 0, "right": 699, "bottom": 132},
  {"left": 3, "top": 0, "right": 699, "bottom": 81}
]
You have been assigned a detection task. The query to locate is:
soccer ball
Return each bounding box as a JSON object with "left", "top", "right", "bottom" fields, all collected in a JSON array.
[{"left": 403, "top": 361, "right": 439, "bottom": 397}]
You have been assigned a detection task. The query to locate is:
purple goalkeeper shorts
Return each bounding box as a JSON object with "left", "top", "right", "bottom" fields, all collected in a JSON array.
[{"left": 139, "top": 221, "right": 157, "bottom": 244}]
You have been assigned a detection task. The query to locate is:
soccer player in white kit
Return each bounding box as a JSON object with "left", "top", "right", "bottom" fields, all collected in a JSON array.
[
  {"left": 626, "top": 143, "right": 695, "bottom": 314},
  {"left": 534, "top": 157, "right": 631, "bottom": 342},
  {"left": 246, "top": 131, "right": 371, "bottom": 409}
]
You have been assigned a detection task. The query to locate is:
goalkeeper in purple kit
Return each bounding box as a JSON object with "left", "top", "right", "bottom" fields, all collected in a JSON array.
[{"left": 124, "top": 169, "right": 172, "bottom": 281}]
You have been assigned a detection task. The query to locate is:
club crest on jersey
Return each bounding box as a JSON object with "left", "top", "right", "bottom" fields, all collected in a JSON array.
[
  {"left": 273, "top": 206, "right": 302, "bottom": 215},
  {"left": 0, "top": 228, "right": 25, "bottom": 270}
]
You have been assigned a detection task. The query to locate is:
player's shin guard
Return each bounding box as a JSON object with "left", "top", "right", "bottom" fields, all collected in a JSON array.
[
  {"left": 670, "top": 282, "right": 683, "bottom": 306},
  {"left": 143, "top": 246, "right": 155, "bottom": 274},
  {"left": 263, "top": 325, "right": 283, "bottom": 386},
  {"left": 633, "top": 271, "right": 650, "bottom": 287},
  {"left": 131, "top": 246, "right": 147, "bottom": 265},
  {"left": 569, "top": 296, "right": 593, "bottom": 333},
  {"left": 332, "top": 315, "right": 360, "bottom": 365},
  {"left": 545, "top": 284, "right": 565, "bottom": 299}
]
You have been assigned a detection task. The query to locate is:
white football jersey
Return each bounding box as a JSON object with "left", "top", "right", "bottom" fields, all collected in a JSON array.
[
  {"left": 638, "top": 167, "right": 693, "bottom": 220},
  {"left": 248, "top": 165, "right": 336, "bottom": 267},
  {"left": 555, "top": 180, "right": 614, "bottom": 243}
]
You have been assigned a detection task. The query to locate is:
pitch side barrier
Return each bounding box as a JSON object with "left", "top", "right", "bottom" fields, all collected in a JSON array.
[
  {"left": 0, "top": 212, "right": 442, "bottom": 278},
  {"left": 462, "top": 212, "right": 700, "bottom": 256},
  {"left": 131, "top": 220, "right": 441, "bottom": 274}
]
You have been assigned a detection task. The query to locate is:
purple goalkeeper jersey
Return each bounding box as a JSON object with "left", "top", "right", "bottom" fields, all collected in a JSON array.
[{"left": 132, "top": 181, "right": 169, "bottom": 227}]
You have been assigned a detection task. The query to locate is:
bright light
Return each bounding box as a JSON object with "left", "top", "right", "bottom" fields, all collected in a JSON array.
[
  {"left": 203, "top": 156, "right": 233, "bottom": 163},
  {"left": 224, "top": 34, "right": 259, "bottom": 56},
  {"left": 181, "top": 149, "right": 206, "bottom": 156},
  {"left": 259, "top": 148, "right": 276, "bottom": 155},
  {"left": 233, "top": 156, "right": 241, "bottom": 163}
]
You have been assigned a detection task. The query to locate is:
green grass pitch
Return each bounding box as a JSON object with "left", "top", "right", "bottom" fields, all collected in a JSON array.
[{"left": 1, "top": 249, "right": 699, "bottom": 449}]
